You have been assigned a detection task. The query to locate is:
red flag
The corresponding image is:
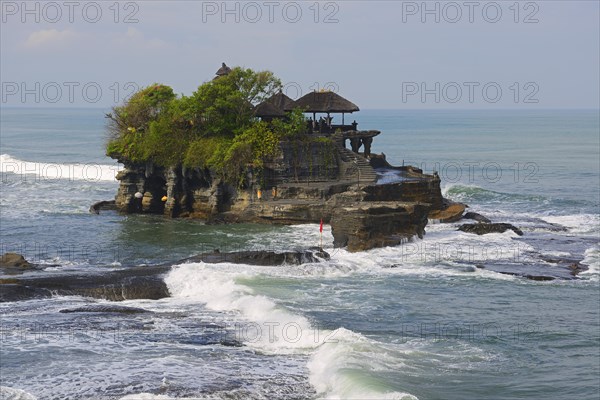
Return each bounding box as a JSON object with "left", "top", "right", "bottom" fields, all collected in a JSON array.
[{"left": 319, "top": 219, "right": 323, "bottom": 233}]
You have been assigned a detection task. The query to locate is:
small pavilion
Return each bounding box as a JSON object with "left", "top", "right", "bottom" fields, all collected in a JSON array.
[
  {"left": 286, "top": 90, "right": 360, "bottom": 133},
  {"left": 253, "top": 91, "right": 295, "bottom": 121}
]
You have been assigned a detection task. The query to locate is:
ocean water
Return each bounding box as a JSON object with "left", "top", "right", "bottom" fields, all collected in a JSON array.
[{"left": 0, "top": 108, "right": 599, "bottom": 400}]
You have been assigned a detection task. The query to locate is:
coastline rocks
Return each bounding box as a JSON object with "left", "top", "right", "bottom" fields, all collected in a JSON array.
[
  {"left": 0, "top": 266, "right": 171, "bottom": 303},
  {"left": 458, "top": 223, "right": 524, "bottom": 236},
  {"left": 111, "top": 141, "right": 447, "bottom": 252},
  {"left": 1, "top": 253, "right": 33, "bottom": 269},
  {"left": 330, "top": 202, "right": 430, "bottom": 252},
  {"left": 428, "top": 202, "right": 466, "bottom": 222},
  {"left": 0, "top": 253, "right": 41, "bottom": 275},
  {"left": 462, "top": 211, "right": 492, "bottom": 224},
  {"left": 182, "top": 249, "right": 330, "bottom": 265},
  {"left": 59, "top": 305, "right": 150, "bottom": 314},
  {"left": 89, "top": 200, "right": 117, "bottom": 214},
  {"left": 0, "top": 248, "right": 330, "bottom": 302}
]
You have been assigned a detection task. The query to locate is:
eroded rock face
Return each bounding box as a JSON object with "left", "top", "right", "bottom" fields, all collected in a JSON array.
[
  {"left": 330, "top": 202, "right": 431, "bottom": 252},
  {"left": 110, "top": 141, "right": 447, "bottom": 252}
]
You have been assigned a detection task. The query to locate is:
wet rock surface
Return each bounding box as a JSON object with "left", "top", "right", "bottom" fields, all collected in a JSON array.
[
  {"left": 462, "top": 211, "right": 492, "bottom": 224},
  {"left": 59, "top": 305, "right": 151, "bottom": 314},
  {"left": 89, "top": 200, "right": 117, "bottom": 214},
  {"left": 0, "top": 249, "right": 330, "bottom": 302},
  {"left": 330, "top": 202, "right": 430, "bottom": 252},
  {"left": 458, "top": 223, "right": 524, "bottom": 236},
  {"left": 111, "top": 142, "right": 446, "bottom": 252},
  {"left": 182, "top": 249, "right": 330, "bottom": 265}
]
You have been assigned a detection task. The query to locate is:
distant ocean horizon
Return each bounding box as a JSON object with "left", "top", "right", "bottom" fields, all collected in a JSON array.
[{"left": 1, "top": 107, "right": 599, "bottom": 399}]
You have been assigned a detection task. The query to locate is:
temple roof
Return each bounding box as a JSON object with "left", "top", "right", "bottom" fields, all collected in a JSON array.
[
  {"left": 267, "top": 91, "right": 295, "bottom": 111},
  {"left": 253, "top": 101, "right": 286, "bottom": 118},
  {"left": 288, "top": 91, "right": 359, "bottom": 113}
]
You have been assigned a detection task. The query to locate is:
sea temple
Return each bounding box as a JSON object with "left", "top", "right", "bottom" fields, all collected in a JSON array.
[{"left": 106, "top": 64, "right": 465, "bottom": 251}]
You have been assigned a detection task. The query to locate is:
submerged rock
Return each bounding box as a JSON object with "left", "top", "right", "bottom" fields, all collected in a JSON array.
[{"left": 458, "top": 223, "right": 523, "bottom": 236}]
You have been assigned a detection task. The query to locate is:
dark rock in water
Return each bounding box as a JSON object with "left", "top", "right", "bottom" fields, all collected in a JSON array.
[
  {"left": 182, "top": 249, "right": 330, "bottom": 266},
  {"left": 474, "top": 260, "right": 585, "bottom": 281},
  {"left": 59, "top": 305, "right": 150, "bottom": 314},
  {"left": 0, "top": 253, "right": 42, "bottom": 275},
  {"left": 219, "top": 339, "right": 244, "bottom": 347},
  {"left": 524, "top": 275, "right": 556, "bottom": 281},
  {"left": 0, "top": 248, "right": 329, "bottom": 302},
  {"left": 89, "top": 199, "right": 117, "bottom": 214},
  {"left": 0, "top": 284, "right": 40, "bottom": 302},
  {"left": 567, "top": 262, "right": 587, "bottom": 276},
  {"left": 1, "top": 253, "right": 33, "bottom": 268},
  {"left": 458, "top": 223, "right": 523, "bottom": 236},
  {"left": 330, "top": 202, "right": 430, "bottom": 252},
  {"left": 462, "top": 212, "right": 492, "bottom": 224},
  {"left": 0, "top": 265, "right": 171, "bottom": 303}
]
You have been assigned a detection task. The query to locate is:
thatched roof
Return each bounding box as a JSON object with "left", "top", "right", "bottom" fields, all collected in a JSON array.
[
  {"left": 215, "top": 62, "right": 231, "bottom": 76},
  {"left": 267, "top": 91, "right": 295, "bottom": 111},
  {"left": 253, "top": 101, "right": 286, "bottom": 118},
  {"left": 253, "top": 91, "right": 294, "bottom": 118},
  {"left": 288, "top": 91, "right": 359, "bottom": 113}
]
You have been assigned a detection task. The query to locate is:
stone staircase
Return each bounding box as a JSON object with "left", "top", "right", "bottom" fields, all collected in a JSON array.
[{"left": 337, "top": 145, "right": 378, "bottom": 184}]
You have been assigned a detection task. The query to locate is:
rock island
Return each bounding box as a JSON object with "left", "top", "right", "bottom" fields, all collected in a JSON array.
[{"left": 104, "top": 64, "right": 464, "bottom": 251}]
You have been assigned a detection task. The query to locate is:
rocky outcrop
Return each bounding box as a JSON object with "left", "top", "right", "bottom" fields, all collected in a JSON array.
[
  {"left": 89, "top": 200, "right": 116, "bottom": 214},
  {"left": 458, "top": 223, "right": 524, "bottom": 236},
  {"left": 1, "top": 253, "right": 32, "bottom": 268},
  {"left": 0, "top": 253, "right": 40, "bottom": 275},
  {"left": 109, "top": 137, "right": 450, "bottom": 252},
  {"left": 429, "top": 201, "right": 466, "bottom": 222},
  {"left": 330, "top": 202, "right": 430, "bottom": 252},
  {"left": 0, "top": 249, "right": 330, "bottom": 302}
]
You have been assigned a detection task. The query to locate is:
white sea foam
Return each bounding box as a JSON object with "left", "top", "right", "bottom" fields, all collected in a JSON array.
[
  {"left": 165, "top": 262, "right": 324, "bottom": 353},
  {"left": 540, "top": 214, "right": 600, "bottom": 235},
  {"left": 0, "top": 387, "right": 38, "bottom": 400},
  {"left": 580, "top": 245, "right": 600, "bottom": 279},
  {"left": 308, "top": 328, "right": 418, "bottom": 400},
  {"left": 164, "top": 262, "right": 419, "bottom": 399},
  {"left": 0, "top": 154, "right": 122, "bottom": 182}
]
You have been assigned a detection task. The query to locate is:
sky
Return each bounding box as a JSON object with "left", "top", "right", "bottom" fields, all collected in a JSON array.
[{"left": 1, "top": 0, "right": 599, "bottom": 109}]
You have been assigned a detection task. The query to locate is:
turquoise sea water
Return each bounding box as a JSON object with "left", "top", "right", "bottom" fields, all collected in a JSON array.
[{"left": 1, "top": 108, "right": 599, "bottom": 399}]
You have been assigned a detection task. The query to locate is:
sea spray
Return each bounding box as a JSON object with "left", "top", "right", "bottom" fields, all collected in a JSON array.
[
  {"left": 0, "top": 154, "right": 122, "bottom": 182},
  {"left": 164, "top": 262, "right": 420, "bottom": 399}
]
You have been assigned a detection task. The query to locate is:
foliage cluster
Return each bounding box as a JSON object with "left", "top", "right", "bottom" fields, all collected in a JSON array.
[{"left": 106, "top": 67, "right": 308, "bottom": 185}]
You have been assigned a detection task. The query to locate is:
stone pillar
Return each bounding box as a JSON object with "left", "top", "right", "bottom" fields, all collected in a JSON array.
[
  {"left": 350, "top": 138, "right": 362, "bottom": 153},
  {"left": 362, "top": 137, "right": 373, "bottom": 157}
]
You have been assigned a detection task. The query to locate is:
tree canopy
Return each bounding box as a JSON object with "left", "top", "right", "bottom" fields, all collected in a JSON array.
[{"left": 106, "top": 67, "right": 308, "bottom": 185}]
